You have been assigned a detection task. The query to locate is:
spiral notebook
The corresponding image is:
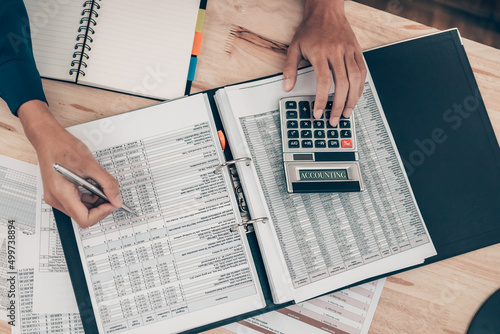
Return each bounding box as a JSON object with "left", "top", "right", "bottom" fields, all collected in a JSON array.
[{"left": 24, "top": 0, "right": 206, "bottom": 99}]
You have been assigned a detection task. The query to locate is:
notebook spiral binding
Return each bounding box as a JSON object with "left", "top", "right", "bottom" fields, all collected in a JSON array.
[
  {"left": 70, "top": 0, "right": 101, "bottom": 77},
  {"left": 230, "top": 217, "right": 268, "bottom": 233},
  {"left": 214, "top": 157, "right": 252, "bottom": 174}
]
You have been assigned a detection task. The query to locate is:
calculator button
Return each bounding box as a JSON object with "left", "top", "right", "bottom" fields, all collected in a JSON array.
[
  {"left": 340, "top": 130, "right": 351, "bottom": 138},
  {"left": 326, "top": 120, "right": 337, "bottom": 128},
  {"left": 300, "top": 120, "right": 312, "bottom": 128},
  {"left": 301, "top": 130, "right": 312, "bottom": 138},
  {"left": 314, "top": 130, "right": 325, "bottom": 138},
  {"left": 289, "top": 140, "right": 300, "bottom": 148},
  {"left": 299, "top": 101, "right": 311, "bottom": 118},
  {"left": 287, "top": 120, "right": 298, "bottom": 128},
  {"left": 324, "top": 110, "right": 331, "bottom": 119},
  {"left": 286, "top": 110, "right": 297, "bottom": 119},
  {"left": 328, "top": 140, "right": 339, "bottom": 148},
  {"left": 313, "top": 120, "right": 324, "bottom": 128},
  {"left": 327, "top": 130, "right": 338, "bottom": 138},
  {"left": 288, "top": 130, "right": 299, "bottom": 138},
  {"left": 285, "top": 101, "right": 297, "bottom": 109},
  {"left": 315, "top": 140, "right": 326, "bottom": 148},
  {"left": 302, "top": 140, "right": 313, "bottom": 148},
  {"left": 341, "top": 139, "right": 353, "bottom": 148},
  {"left": 326, "top": 101, "right": 333, "bottom": 109},
  {"left": 339, "top": 120, "right": 351, "bottom": 128}
]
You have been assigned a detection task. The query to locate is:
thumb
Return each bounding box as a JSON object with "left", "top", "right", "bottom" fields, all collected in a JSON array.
[
  {"left": 86, "top": 163, "right": 122, "bottom": 208},
  {"left": 283, "top": 43, "right": 302, "bottom": 92}
]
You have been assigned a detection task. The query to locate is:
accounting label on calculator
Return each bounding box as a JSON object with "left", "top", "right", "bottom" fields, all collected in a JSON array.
[{"left": 279, "top": 95, "right": 364, "bottom": 193}]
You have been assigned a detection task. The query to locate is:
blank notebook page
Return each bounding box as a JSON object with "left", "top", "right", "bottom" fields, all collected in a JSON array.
[
  {"left": 80, "top": 0, "right": 200, "bottom": 100},
  {"left": 24, "top": 1, "right": 83, "bottom": 81}
]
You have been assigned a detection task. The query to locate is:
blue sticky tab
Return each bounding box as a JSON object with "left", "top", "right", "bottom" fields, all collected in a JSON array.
[{"left": 187, "top": 56, "right": 198, "bottom": 81}]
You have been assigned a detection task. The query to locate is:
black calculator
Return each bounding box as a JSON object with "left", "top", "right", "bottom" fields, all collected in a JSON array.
[{"left": 279, "top": 95, "right": 364, "bottom": 193}]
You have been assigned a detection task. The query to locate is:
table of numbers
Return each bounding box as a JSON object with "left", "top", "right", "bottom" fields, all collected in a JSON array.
[
  {"left": 78, "top": 122, "right": 256, "bottom": 333},
  {"left": 240, "top": 83, "right": 430, "bottom": 288}
]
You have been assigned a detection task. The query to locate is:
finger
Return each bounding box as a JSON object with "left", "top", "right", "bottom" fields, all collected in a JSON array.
[
  {"left": 309, "top": 57, "right": 332, "bottom": 119},
  {"left": 343, "top": 52, "right": 362, "bottom": 118},
  {"left": 80, "top": 192, "right": 100, "bottom": 205},
  {"left": 80, "top": 193, "right": 106, "bottom": 207},
  {"left": 283, "top": 43, "right": 302, "bottom": 92},
  {"left": 62, "top": 193, "right": 115, "bottom": 229},
  {"left": 329, "top": 55, "right": 349, "bottom": 127},
  {"left": 83, "top": 163, "right": 122, "bottom": 208},
  {"left": 354, "top": 51, "right": 367, "bottom": 99},
  {"left": 44, "top": 180, "right": 112, "bottom": 228}
]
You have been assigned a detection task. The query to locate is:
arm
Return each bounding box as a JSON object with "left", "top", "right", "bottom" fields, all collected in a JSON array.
[
  {"left": 0, "top": 0, "right": 122, "bottom": 227},
  {"left": 283, "top": 0, "right": 366, "bottom": 126}
]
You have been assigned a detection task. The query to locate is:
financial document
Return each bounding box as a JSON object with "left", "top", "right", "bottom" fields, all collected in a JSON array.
[
  {"left": 225, "top": 278, "right": 385, "bottom": 334},
  {"left": 0, "top": 155, "right": 83, "bottom": 333},
  {"left": 216, "top": 68, "right": 436, "bottom": 303},
  {"left": 67, "top": 95, "right": 264, "bottom": 333}
]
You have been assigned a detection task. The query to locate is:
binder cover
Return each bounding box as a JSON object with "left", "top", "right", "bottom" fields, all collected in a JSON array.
[{"left": 363, "top": 29, "right": 500, "bottom": 264}]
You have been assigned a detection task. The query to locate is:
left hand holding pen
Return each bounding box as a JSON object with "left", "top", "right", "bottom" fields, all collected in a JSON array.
[
  {"left": 283, "top": 0, "right": 367, "bottom": 127},
  {"left": 18, "top": 100, "right": 122, "bottom": 228}
]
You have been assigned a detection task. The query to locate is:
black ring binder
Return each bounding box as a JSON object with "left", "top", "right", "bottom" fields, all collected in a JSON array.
[
  {"left": 230, "top": 217, "right": 268, "bottom": 233},
  {"left": 70, "top": 0, "right": 101, "bottom": 79},
  {"left": 214, "top": 157, "right": 252, "bottom": 174}
]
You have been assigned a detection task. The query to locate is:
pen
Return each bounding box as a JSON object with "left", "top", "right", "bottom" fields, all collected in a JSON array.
[{"left": 53, "top": 163, "right": 138, "bottom": 216}]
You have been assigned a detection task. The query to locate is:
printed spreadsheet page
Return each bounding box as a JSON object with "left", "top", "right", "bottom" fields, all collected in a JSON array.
[
  {"left": 216, "top": 67, "right": 437, "bottom": 304},
  {"left": 65, "top": 94, "right": 264, "bottom": 334}
]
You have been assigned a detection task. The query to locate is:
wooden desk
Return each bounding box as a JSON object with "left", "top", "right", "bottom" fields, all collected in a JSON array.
[{"left": 1, "top": 1, "right": 499, "bottom": 333}]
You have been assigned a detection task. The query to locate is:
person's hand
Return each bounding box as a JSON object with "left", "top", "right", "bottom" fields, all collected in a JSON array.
[
  {"left": 283, "top": 0, "right": 367, "bottom": 127},
  {"left": 18, "top": 100, "right": 122, "bottom": 228}
]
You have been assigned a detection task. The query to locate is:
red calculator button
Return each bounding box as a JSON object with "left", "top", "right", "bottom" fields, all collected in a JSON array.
[{"left": 341, "top": 139, "right": 353, "bottom": 148}]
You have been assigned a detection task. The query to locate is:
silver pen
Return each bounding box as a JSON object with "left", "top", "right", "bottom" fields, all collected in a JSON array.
[{"left": 53, "top": 163, "right": 138, "bottom": 216}]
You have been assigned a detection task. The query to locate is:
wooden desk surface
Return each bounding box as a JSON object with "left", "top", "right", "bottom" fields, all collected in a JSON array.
[{"left": 1, "top": 1, "right": 499, "bottom": 333}]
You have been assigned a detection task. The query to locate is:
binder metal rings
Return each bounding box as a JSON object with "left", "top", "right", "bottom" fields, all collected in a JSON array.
[
  {"left": 230, "top": 217, "right": 268, "bottom": 233},
  {"left": 214, "top": 157, "right": 252, "bottom": 174}
]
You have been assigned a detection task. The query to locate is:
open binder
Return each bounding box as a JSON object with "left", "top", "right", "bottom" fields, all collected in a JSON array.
[{"left": 53, "top": 29, "right": 500, "bottom": 333}]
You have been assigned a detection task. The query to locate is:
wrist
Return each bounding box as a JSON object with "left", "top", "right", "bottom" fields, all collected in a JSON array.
[
  {"left": 304, "top": 0, "right": 345, "bottom": 20},
  {"left": 18, "top": 100, "right": 63, "bottom": 150}
]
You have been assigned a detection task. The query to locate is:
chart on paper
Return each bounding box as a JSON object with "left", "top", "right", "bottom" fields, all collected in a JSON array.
[
  {"left": 78, "top": 122, "right": 257, "bottom": 333},
  {"left": 239, "top": 82, "right": 432, "bottom": 289}
]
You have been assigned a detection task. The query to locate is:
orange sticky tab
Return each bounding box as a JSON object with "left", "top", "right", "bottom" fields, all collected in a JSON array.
[
  {"left": 218, "top": 130, "right": 226, "bottom": 150},
  {"left": 192, "top": 32, "right": 203, "bottom": 56}
]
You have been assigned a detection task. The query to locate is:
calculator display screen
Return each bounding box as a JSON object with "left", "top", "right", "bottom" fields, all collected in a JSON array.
[{"left": 299, "top": 169, "right": 348, "bottom": 181}]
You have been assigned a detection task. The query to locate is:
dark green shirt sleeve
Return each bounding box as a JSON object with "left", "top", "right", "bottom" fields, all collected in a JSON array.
[{"left": 0, "top": 0, "right": 47, "bottom": 116}]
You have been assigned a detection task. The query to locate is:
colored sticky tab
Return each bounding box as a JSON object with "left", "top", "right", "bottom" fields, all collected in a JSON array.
[
  {"left": 187, "top": 56, "right": 198, "bottom": 81},
  {"left": 192, "top": 32, "right": 203, "bottom": 56},
  {"left": 195, "top": 9, "right": 205, "bottom": 32},
  {"left": 218, "top": 130, "right": 226, "bottom": 150}
]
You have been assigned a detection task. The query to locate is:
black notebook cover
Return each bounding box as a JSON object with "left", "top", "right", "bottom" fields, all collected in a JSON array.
[{"left": 54, "top": 29, "right": 500, "bottom": 333}]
